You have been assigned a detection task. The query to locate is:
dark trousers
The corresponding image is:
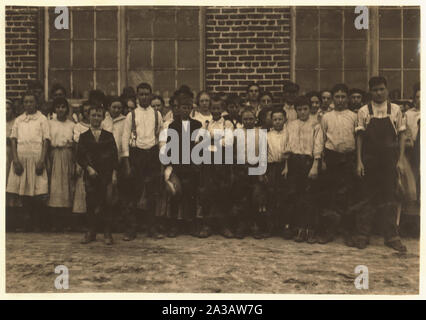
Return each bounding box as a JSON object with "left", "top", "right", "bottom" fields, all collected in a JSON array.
[
  {"left": 123, "top": 146, "right": 161, "bottom": 234},
  {"left": 198, "top": 163, "right": 233, "bottom": 228},
  {"left": 287, "top": 155, "right": 318, "bottom": 230},
  {"left": 322, "top": 149, "right": 357, "bottom": 235},
  {"left": 169, "top": 165, "right": 200, "bottom": 223},
  {"left": 266, "top": 162, "right": 287, "bottom": 231},
  {"left": 232, "top": 164, "right": 263, "bottom": 230},
  {"left": 85, "top": 175, "right": 112, "bottom": 234},
  {"left": 356, "top": 151, "right": 399, "bottom": 242}
]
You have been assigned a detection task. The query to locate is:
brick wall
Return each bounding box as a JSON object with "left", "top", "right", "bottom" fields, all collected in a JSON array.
[
  {"left": 205, "top": 7, "right": 291, "bottom": 100},
  {"left": 5, "top": 6, "right": 40, "bottom": 99}
]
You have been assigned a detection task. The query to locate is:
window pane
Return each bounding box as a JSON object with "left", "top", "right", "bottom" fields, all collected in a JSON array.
[
  {"left": 379, "top": 40, "right": 401, "bottom": 69},
  {"left": 320, "top": 9, "right": 342, "bottom": 39},
  {"left": 96, "top": 40, "right": 118, "bottom": 69},
  {"left": 380, "top": 70, "right": 401, "bottom": 96},
  {"left": 128, "top": 70, "right": 154, "bottom": 90},
  {"left": 154, "top": 70, "right": 175, "bottom": 94},
  {"left": 72, "top": 70, "right": 93, "bottom": 99},
  {"left": 345, "top": 70, "right": 368, "bottom": 90},
  {"left": 403, "top": 70, "right": 420, "bottom": 99},
  {"left": 344, "top": 41, "right": 367, "bottom": 68},
  {"left": 129, "top": 41, "right": 152, "bottom": 69},
  {"left": 403, "top": 40, "right": 420, "bottom": 69},
  {"left": 97, "top": 70, "right": 117, "bottom": 96},
  {"left": 320, "top": 70, "right": 342, "bottom": 90},
  {"left": 153, "top": 41, "right": 175, "bottom": 68},
  {"left": 49, "top": 70, "right": 70, "bottom": 98},
  {"left": 344, "top": 8, "right": 367, "bottom": 40},
  {"left": 127, "top": 9, "right": 154, "bottom": 38},
  {"left": 177, "top": 9, "right": 199, "bottom": 39},
  {"left": 178, "top": 41, "right": 200, "bottom": 68},
  {"left": 296, "top": 70, "right": 319, "bottom": 92},
  {"left": 73, "top": 10, "right": 94, "bottom": 39},
  {"left": 320, "top": 41, "right": 342, "bottom": 68},
  {"left": 379, "top": 9, "right": 401, "bottom": 38},
  {"left": 153, "top": 9, "right": 177, "bottom": 38},
  {"left": 49, "top": 40, "right": 70, "bottom": 68},
  {"left": 295, "top": 41, "right": 318, "bottom": 68},
  {"left": 73, "top": 40, "right": 94, "bottom": 68},
  {"left": 177, "top": 70, "right": 200, "bottom": 93},
  {"left": 403, "top": 8, "right": 420, "bottom": 38},
  {"left": 296, "top": 9, "right": 319, "bottom": 39},
  {"left": 96, "top": 10, "right": 118, "bottom": 39},
  {"left": 49, "top": 8, "right": 70, "bottom": 39}
]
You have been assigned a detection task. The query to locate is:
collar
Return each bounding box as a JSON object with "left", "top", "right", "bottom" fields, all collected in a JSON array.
[
  {"left": 22, "top": 110, "right": 41, "bottom": 122},
  {"left": 112, "top": 114, "right": 126, "bottom": 123},
  {"left": 136, "top": 103, "right": 152, "bottom": 111}
]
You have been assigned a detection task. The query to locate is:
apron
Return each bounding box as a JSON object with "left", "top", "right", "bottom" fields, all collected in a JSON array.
[{"left": 362, "top": 101, "right": 398, "bottom": 206}]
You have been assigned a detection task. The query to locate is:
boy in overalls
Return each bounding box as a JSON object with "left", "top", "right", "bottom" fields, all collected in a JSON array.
[{"left": 354, "top": 76, "right": 407, "bottom": 252}]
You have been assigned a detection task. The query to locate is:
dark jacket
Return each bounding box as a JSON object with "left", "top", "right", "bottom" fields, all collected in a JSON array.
[
  {"left": 167, "top": 118, "right": 202, "bottom": 166},
  {"left": 77, "top": 129, "right": 119, "bottom": 183}
]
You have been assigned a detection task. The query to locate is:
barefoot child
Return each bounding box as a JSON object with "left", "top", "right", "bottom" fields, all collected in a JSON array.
[
  {"left": 7, "top": 91, "right": 50, "bottom": 232},
  {"left": 77, "top": 105, "right": 118, "bottom": 245},
  {"left": 284, "top": 96, "right": 324, "bottom": 244},
  {"left": 48, "top": 97, "right": 76, "bottom": 231}
]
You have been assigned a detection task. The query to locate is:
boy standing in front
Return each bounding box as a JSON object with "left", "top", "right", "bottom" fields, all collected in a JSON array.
[
  {"left": 319, "top": 84, "right": 357, "bottom": 245},
  {"left": 354, "top": 76, "right": 407, "bottom": 252},
  {"left": 284, "top": 96, "right": 324, "bottom": 244},
  {"left": 77, "top": 105, "right": 118, "bottom": 245},
  {"left": 121, "top": 83, "right": 164, "bottom": 240}
]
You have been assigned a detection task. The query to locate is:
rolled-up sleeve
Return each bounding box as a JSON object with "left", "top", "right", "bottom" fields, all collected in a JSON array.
[
  {"left": 395, "top": 107, "right": 406, "bottom": 132},
  {"left": 355, "top": 108, "right": 367, "bottom": 133}
]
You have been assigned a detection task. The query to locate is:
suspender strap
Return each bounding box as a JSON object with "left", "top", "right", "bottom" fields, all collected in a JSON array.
[
  {"left": 367, "top": 103, "right": 374, "bottom": 115},
  {"left": 387, "top": 101, "right": 392, "bottom": 115},
  {"left": 154, "top": 109, "right": 159, "bottom": 144},
  {"left": 130, "top": 108, "right": 137, "bottom": 146}
]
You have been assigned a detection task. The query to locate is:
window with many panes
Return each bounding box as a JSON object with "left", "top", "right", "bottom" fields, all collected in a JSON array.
[
  {"left": 47, "top": 7, "right": 120, "bottom": 99},
  {"left": 379, "top": 6, "right": 420, "bottom": 99},
  {"left": 294, "top": 6, "right": 369, "bottom": 93},
  {"left": 45, "top": 6, "right": 202, "bottom": 100}
]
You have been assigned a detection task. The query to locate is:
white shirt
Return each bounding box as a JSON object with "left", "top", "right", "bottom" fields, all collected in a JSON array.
[
  {"left": 356, "top": 101, "right": 406, "bottom": 134},
  {"left": 48, "top": 118, "right": 75, "bottom": 148},
  {"left": 405, "top": 108, "right": 420, "bottom": 142},
  {"left": 122, "top": 105, "right": 163, "bottom": 156},
  {"left": 191, "top": 111, "right": 212, "bottom": 128},
  {"left": 321, "top": 109, "right": 357, "bottom": 153},
  {"left": 283, "top": 104, "right": 297, "bottom": 122},
  {"left": 111, "top": 114, "right": 126, "bottom": 159},
  {"left": 267, "top": 128, "right": 287, "bottom": 163}
]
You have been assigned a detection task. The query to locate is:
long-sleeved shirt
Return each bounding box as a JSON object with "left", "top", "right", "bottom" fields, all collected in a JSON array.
[
  {"left": 321, "top": 109, "right": 357, "bottom": 153},
  {"left": 206, "top": 117, "right": 235, "bottom": 148},
  {"left": 267, "top": 128, "right": 287, "bottom": 163},
  {"left": 405, "top": 108, "right": 420, "bottom": 143},
  {"left": 283, "top": 103, "right": 297, "bottom": 122},
  {"left": 121, "top": 105, "right": 163, "bottom": 157},
  {"left": 284, "top": 117, "right": 323, "bottom": 159},
  {"left": 111, "top": 114, "right": 126, "bottom": 159}
]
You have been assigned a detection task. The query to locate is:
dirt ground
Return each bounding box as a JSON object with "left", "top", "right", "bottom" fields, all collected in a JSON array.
[{"left": 5, "top": 232, "right": 419, "bottom": 295}]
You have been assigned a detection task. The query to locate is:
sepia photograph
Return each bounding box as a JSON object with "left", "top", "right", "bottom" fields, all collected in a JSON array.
[{"left": 4, "top": 3, "right": 421, "bottom": 295}]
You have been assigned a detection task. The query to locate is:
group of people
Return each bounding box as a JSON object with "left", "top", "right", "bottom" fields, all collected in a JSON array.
[{"left": 5, "top": 77, "right": 420, "bottom": 253}]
